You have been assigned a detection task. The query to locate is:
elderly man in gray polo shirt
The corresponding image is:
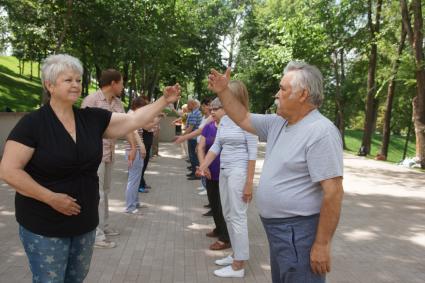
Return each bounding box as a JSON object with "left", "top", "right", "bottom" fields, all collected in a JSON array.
[{"left": 208, "top": 61, "right": 344, "bottom": 283}]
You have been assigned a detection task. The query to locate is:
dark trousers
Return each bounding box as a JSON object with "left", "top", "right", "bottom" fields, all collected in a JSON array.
[
  {"left": 206, "top": 179, "right": 229, "bottom": 243},
  {"left": 187, "top": 139, "right": 199, "bottom": 174},
  {"left": 139, "top": 131, "right": 154, "bottom": 188},
  {"left": 261, "top": 214, "right": 325, "bottom": 283}
]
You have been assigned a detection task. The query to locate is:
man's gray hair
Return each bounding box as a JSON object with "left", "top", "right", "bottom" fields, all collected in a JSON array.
[
  {"left": 41, "top": 54, "right": 83, "bottom": 92},
  {"left": 283, "top": 61, "right": 323, "bottom": 107},
  {"left": 210, "top": 97, "right": 222, "bottom": 108}
]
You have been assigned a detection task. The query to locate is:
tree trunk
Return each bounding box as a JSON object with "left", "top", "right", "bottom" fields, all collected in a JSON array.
[
  {"left": 359, "top": 0, "right": 382, "bottom": 156},
  {"left": 122, "top": 62, "right": 129, "bottom": 88},
  {"left": 82, "top": 65, "right": 89, "bottom": 97},
  {"left": 95, "top": 64, "right": 101, "bottom": 83},
  {"left": 379, "top": 25, "right": 406, "bottom": 160},
  {"left": 30, "top": 61, "right": 33, "bottom": 80},
  {"left": 81, "top": 50, "right": 89, "bottom": 97},
  {"left": 333, "top": 50, "right": 346, "bottom": 149},
  {"left": 54, "top": 0, "right": 73, "bottom": 53},
  {"left": 37, "top": 60, "right": 41, "bottom": 78},
  {"left": 128, "top": 62, "right": 136, "bottom": 111},
  {"left": 403, "top": 109, "right": 413, "bottom": 161},
  {"left": 338, "top": 50, "right": 346, "bottom": 148},
  {"left": 150, "top": 72, "right": 159, "bottom": 100},
  {"left": 400, "top": 0, "right": 425, "bottom": 168},
  {"left": 194, "top": 69, "right": 203, "bottom": 100},
  {"left": 227, "top": 15, "right": 238, "bottom": 67}
]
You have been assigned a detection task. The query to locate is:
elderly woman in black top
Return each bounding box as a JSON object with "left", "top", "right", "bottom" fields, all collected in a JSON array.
[{"left": 0, "top": 54, "right": 180, "bottom": 283}]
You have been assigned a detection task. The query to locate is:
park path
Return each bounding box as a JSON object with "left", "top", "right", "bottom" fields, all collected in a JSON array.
[{"left": 0, "top": 142, "right": 424, "bottom": 283}]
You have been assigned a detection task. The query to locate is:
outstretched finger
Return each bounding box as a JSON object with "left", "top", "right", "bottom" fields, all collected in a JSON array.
[
  {"left": 225, "top": 67, "right": 231, "bottom": 80},
  {"left": 210, "top": 68, "right": 221, "bottom": 77}
]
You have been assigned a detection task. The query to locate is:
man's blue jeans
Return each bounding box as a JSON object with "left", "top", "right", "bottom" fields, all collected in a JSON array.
[
  {"left": 261, "top": 214, "right": 325, "bottom": 283},
  {"left": 19, "top": 225, "right": 96, "bottom": 283},
  {"left": 187, "top": 139, "right": 199, "bottom": 174}
]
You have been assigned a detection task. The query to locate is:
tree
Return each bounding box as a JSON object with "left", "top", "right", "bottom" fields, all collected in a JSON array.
[
  {"left": 359, "top": 0, "right": 383, "bottom": 156},
  {"left": 0, "top": 7, "right": 8, "bottom": 54},
  {"left": 400, "top": 0, "right": 425, "bottom": 168},
  {"left": 378, "top": 23, "right": 406, "bottom": 160}
]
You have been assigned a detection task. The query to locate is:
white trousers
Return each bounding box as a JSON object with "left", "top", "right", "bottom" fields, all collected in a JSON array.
[
  {"left": 96, "top": 161, "right": 113, "bottom": 242},
  {"left": 219, "top": 167, "right": 249, "bottom": 261}
]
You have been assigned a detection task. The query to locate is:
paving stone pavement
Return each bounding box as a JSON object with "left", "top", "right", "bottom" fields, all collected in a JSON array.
[{"left": 0, "top": 142, "right": 424, "bottom": 283}]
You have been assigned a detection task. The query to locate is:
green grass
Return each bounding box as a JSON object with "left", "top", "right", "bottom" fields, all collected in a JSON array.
[
  {"left": 344, "top": 129, "right": 416, "bottom": 163},
  {"left": 0, "top": 56, "right": 43, "bottom": 112},
  {"left": 0, "top": 56, "right": 103, "bottom": 111}
]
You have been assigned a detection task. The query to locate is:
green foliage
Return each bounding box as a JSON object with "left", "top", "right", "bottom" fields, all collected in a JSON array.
[
  {"left": 1, "top": 0, "right": 232, "bottom": 101},
  {"left": 0, "top": 0, "right": 421, "bottom": 159}
]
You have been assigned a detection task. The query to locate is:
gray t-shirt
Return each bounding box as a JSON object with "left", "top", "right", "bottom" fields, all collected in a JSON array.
[{"left": 251, "top": 110, "right": 343, "bottom": 218}]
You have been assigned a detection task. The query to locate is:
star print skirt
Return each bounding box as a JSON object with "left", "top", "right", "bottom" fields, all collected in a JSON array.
[{"left": 19, "top": 225, "right": 96, "bottom": 283}]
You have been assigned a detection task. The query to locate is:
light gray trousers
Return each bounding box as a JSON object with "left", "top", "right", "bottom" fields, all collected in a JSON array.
[
  {"left": 219, "top": 167, "right": 249, "bottom": 261},
  {"left": 96, "top": 161, "right": 113, "bottom": 242}
]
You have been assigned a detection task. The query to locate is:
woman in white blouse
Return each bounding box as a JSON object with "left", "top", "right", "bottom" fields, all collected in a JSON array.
[{"left": 199, "top": 81, "right": 257, "bottom": 278}]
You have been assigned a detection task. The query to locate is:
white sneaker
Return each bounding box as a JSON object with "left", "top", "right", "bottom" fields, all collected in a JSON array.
[
  {"left": 213, "top": 265, "right": 244, "bottom": 278},
  {"left": 94, "top": 240, "right": 116, "bottom": 249},
  {"left": 196, "top": 186, "right": 205, "bottom": 191},
  {"left": 198, "top": 190, "right": 207, "bottom": 196},
  {"left": 215, "top": 255, "right": 233, "bottom": 266},
  {"left": 104, "top": 228, "right": 120, "bottom": 236}
]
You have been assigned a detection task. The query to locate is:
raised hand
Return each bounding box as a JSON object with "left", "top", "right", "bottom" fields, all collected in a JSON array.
[
  {"left": 163, "top": 83, "right": 181, "bottom": 104},
  {"left": 208, "top": 67, "right": 231, "bottom": 94}
]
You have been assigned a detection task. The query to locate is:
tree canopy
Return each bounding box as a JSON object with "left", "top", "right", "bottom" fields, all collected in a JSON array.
[{"left": 1, "top": 0, "right": 424, "bottom": 166}]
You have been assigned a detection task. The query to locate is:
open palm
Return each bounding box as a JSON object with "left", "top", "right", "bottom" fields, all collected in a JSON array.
[{"left": 208, "top": 67, "right": 231, "bottom": 94}]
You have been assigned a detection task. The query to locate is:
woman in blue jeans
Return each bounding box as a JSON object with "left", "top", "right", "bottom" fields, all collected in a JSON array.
[
  {"left": 0, "top": 54, "right": 181, "bottom": 282},
  {"left": 125, "top": 96, "right": 148, "bottom": 214}
]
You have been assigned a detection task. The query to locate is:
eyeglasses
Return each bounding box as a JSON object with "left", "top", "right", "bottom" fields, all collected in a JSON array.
[{"left": 209, "top": 107, "right": 222, "bottom": 111}]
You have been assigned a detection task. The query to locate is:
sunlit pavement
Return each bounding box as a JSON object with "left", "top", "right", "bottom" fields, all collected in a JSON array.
[{"left": 0, "top": 142, "right": 424, "bottom": 282}]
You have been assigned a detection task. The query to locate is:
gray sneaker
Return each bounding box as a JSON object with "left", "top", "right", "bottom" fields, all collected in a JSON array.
[
  {"left": 104, "top": 228, "right": 120, "bottom": 236},
  {"left": 94, "top": 240, "right": 116, "bottom": 249},
  {"left": 125, "top": 209, "right": 143, "bottom": 215}
]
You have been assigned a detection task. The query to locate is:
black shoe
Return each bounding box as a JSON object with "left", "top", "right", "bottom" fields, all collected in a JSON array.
[
  {"left": 187, "top": 176, "right": 201, "bottom": 180},
  {"left": 203, "top": 210, "right": 213, "bottom": 217},
  {"left": 204, "top": 204, "right": 211, "bottom": 208},
  {"left": 187, "top": 166, "right": 192, "bottom": 170},
  {"left": 186, "top": 172, "right": 195, "bottom": 177}
]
